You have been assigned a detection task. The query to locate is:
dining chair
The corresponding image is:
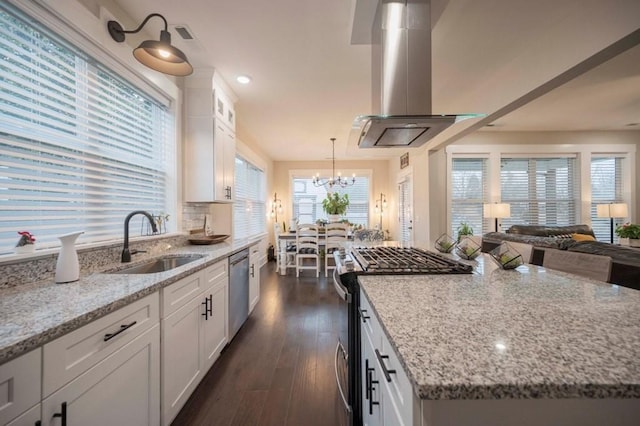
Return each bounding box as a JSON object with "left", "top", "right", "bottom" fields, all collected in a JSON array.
[
  {"left": 296, "top": 223, "right": 320, "bottom": 277},
  {"left": 324, "top": 222, "right": 348, "bottom": 274},
  {"left": 274, "top": 223, "right": 296, "bottom": 275}
]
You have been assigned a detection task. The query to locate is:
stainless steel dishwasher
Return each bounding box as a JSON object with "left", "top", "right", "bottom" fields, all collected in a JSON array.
[{"left": 229, "top": 248, "right": 250, "bottom": 340}]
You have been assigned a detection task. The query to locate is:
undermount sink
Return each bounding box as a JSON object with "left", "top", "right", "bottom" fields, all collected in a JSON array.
[{"left": 109, "top": 255, "right": 203, "bottom": 274}]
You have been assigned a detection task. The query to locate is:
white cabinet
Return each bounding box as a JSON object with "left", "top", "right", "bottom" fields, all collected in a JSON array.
[
  {"left": 41, "top": 324, "right": 160, "bottom": 426},
  {"left": 249, "top": 244, "right": 260, "bottom": 313},
  {"left": 5, "top": 404, "right": 40, "bottom": 426},
  {"left": 161, "top": 259, "right": 229, "bottom": 425},
  {"left": 0, "top": 349, "right": 41, "bottom": 426},
  {"left": 184, "top": 69, "right": 237, "bottom": 203}
]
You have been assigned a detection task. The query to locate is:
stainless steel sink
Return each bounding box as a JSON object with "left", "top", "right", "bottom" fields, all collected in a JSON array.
[{"left": 109, "top": 255, "right": 203, "bottom": 274}]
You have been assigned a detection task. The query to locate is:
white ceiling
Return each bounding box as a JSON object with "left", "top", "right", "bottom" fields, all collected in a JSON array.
[{"left": 111, "top": 0, "right": 640, "bottom": 161}]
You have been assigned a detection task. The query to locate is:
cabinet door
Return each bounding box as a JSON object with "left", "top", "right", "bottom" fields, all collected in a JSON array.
[
  {"left": 361, "top": 331, "right": 382, "bottom": 426},
  {"left": 249, "top": 245, "right": 260, "bottom": 312},
  {"left": 0, "top": 349, "right": 41, "bottom": 425},
  {"left": 222, "top": 127, "right": 236, "bottom": 202},
  {"left": 42, "top": 324, "right": 160, "bottom": 426},
  {"left": 161, "top": 295, "right": 204, "bottom": 425},
  {"left": 201, "top": 280, "right": 227, "bottom": 372},
  {"left": 5, "top": 404, "right": 40, "bottom": 426}
]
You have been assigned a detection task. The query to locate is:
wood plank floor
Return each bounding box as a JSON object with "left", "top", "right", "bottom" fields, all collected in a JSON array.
[{"left": 171, "top": 262, "right": 348, "bottom": 426}]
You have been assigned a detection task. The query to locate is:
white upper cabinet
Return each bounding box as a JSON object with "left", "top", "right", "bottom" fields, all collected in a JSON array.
[{"left": 185, "top": 69, "right": 237, "bottom": 203}]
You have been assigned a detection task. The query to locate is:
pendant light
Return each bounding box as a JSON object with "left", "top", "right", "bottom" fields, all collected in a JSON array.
[{"left": 312, "top": 138, "right": 356, "bottom": 190}]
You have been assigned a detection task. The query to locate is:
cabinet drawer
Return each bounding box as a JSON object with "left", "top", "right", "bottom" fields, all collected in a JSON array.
[
  {"left": 162, "top": 271, "right": 205, "bottom": 317},
  {"left": 203, "top": 259, "right": 228, "bottom": 290},
  {"left": 0, "top": 349, "right": 41, "bottom": 425},
  {"left": 43, "top": 292, "right": 159, "bottom": 397},
  {"left": 359, "top": 290, "right": 381, "bottom": 347},
  {"left": 378, "top": 335, "right": 413, "bottom": 426}
]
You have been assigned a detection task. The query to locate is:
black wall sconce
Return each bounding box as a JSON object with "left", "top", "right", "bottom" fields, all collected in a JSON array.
[
  {"left": 107, "top": 13, "right": 193, "bottom": 76},
  {"left": 270, "top": 193, "right": 283, "bottom": 223}
]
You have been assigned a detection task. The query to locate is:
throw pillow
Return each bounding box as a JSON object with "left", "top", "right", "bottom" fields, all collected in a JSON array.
[{"left": 571, "top": 233, "right": 595, "bottom": 242}]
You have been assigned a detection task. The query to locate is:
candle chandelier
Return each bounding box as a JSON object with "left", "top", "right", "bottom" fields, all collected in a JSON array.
[{"left": 312, "top": 138, "right": 356, "bottom": 190}]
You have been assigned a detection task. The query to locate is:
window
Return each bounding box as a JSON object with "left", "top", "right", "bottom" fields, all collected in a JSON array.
[
  {"left": 0, "top": 4, "right": 173, "bottom": 253},
  {"left": 591, "top": 157, "right": 624, "bottom": 242},
  {"left": 450, "top": 157, "right": 488, "bottom": 236},
  {"left": 500, "top": 157, "right": 577, "bottom": 228},
  {"left": 233, "top": 156, "right": 265, "bottom": 239},
  {"left": 291, "top": 177, "right": 370, "bottom": 227}
]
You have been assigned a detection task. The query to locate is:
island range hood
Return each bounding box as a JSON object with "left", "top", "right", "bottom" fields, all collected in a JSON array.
[{"left": 356, "top": 0, "right": 480, "bottom": 149}]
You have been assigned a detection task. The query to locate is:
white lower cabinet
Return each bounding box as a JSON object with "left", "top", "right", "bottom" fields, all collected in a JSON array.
[
  {"left": 0, "top": 349, "right": 41, "bottom": 426},
  {"left": 161, "top": 259, "right": 229, "bottom": 425},
  {"left": 5, "top": 404, "right": 40, "bottom": 426},
  {"left": 248, "top": 244, "right": 260, "bottom": 313},
  {"left": 41, "top": 324, "right": 160, "bottom": 426}
]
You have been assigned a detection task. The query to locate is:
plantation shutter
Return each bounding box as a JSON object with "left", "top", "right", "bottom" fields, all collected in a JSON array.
[
  {"left": 0, "top": 4, "right": 171, "bottom": 253},
  {"left": 590, "top": 157, "right": 624, "bottom": 242},
  {"left": 500, "top": 157, "right": 577, "bottom": 228},
  {"left": 450, "top": 157, "right": 488, "bottom": 236},
  {"left": 398, "top": 178, "right": 412, "bottom": 243},
  {"left": 233, "top": 156, "right": 266, "bottom": 239}
]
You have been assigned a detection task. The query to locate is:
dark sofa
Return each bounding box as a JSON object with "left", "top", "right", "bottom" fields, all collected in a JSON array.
[{"left": 482, "top": 225, "right": 640, "bottom": 290}]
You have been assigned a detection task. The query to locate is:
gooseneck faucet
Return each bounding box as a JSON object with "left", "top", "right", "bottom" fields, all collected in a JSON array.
[{"left": 121, "top": 210, "right": 158, "bottom": 263}]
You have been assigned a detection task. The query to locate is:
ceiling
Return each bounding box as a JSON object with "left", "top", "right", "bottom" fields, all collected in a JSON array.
[{"left": 111, "top": 0, "right": 640, "bottom": 161}]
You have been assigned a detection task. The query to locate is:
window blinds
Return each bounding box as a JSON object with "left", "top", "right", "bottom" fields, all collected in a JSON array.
[
  {"left": 450, "top": 158, "right": 488, "bottom": 236},
  {"left": 291, "top": 177, "right": 370, "bottom": 227},
  {"left": 590, "top": 157, "right": 624, "bottom": 242},
  {"left": 0, "top": 5, "right": 171, "bottom": 253},
  {"left": 500, "top": 157, "right": 577, "bottom": 228},
  {"left": 233, "top": 156, "right": 265, "bottom": 239}
]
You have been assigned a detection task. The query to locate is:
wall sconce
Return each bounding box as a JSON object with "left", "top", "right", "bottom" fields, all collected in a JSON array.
[
  {"left": 374, "top": 193, "right": 387, "bottom": 229},
  {"left": 270, "top": 193, "right": 283, "bottom": 222},
  {"left": 483, "top": 202, "right": 511, "bottom": 232},
  {"left": 597, "top": 202, "right": 628, "bottom": 243},
  {"left": 107, "top": 13, "right": 193, "bottom": 76}
]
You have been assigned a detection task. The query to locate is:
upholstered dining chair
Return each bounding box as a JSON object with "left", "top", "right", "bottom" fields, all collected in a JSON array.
[
  {"left": 324, "top": 222, "right": 348, "bottom": 274},
  {"left": 296, "top": 223, "right": 320, "bottom": 277}
]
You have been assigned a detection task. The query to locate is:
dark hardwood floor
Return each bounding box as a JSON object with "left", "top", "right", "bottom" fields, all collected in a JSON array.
[{"left": 171, "top": 262, "right": 348, "bottom": 426}]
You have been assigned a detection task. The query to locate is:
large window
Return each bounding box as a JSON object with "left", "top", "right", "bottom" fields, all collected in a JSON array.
[
  {"left": 0, "top": 4, "right": 173, "bottom": 253},
  {"left": 501, "top": 157, "right": 577, "bottom": 228},
  {"left": 591, "top": 157, "right": 624, "bottom": 242},
  {"left": 234, "top": 156, "right": 265, "bottom": 239},
  {"left": 291, "top": 177, "right": 370, "bottom": 227},
  {"left": 450, "top": 157, "right": 488, "bottom": 236}
]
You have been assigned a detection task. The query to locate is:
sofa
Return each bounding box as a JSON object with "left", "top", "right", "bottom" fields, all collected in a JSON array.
[{"left": 481, "top": 224, "right": 640, "bottom": 290}]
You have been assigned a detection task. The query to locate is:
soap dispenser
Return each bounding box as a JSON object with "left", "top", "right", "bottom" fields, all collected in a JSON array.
[{"left": 55, "top": 231, "right": 84, "bottom": 284}]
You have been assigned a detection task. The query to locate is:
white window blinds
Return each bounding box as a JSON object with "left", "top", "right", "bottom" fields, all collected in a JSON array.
[
  {"left": 0, "top": 4, "right": 172, "bottom": 253},
  {"left": 451, "top": 157, "right": 488, "bottom": 236},
  {"left": 233, "top": 156, "right": 265, "bottom": 239},
  {"left": 500, "top": 157, "right": 577, "bottom": 228},
  {"left": 591, "top": 157, "right": 624, "bottom": 242},
  {"left": 291, "top": 177, "right": 370, "bottom": 227}
]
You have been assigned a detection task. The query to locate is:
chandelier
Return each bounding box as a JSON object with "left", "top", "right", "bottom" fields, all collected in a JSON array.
[{"left": 312, "top": 138, "right": 356, "bottom": 189}]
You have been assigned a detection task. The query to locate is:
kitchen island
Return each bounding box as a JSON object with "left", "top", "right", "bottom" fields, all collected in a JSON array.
[{"left": 358, "top": 255, "right": 640, "bottom": 425}]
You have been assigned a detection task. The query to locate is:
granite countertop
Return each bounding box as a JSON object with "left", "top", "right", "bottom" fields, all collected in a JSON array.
[
  {"left": 0, "top": 238, "right": 259, "bottom": 364},
  {"left": 358, "top": 255, "right": 640, "bottom": 401}
]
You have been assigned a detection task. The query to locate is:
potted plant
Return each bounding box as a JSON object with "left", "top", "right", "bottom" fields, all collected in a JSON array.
[
  {"left": 322, "top": 192, "right": 349, "bottom": 222},
  {"left": 15, "top": 231, "right": 36, "bottom": 253},
  {"left": 615, "top": 223, "right": 640, "bottom": 247},
  {"left": 456, "top": 222, "right": 474, "bottom": 242}
]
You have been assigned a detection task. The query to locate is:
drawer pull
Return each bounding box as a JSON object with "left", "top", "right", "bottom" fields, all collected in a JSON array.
[
  {"left": 375, "top": 349, "right": 397, "bottom": 382},
  {"left": 368, "top": 369, "right": 379, "bottom": 415},
  {"left": 358, "top": 307, "right": 370, "bottom": 322},
  {"left": 202, "top": 295, "right": 213, "bottom": 320},
  {"left": 52, "top": 401, "right": 67, "bottom": 426},
  {"left": 103, "top": 321, "right": 137, "bottom": 341}
]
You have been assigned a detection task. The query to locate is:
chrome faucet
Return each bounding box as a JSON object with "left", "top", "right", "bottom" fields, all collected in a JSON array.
[{"left": 121, "top": 210, "right": 158, "bottom": 263}]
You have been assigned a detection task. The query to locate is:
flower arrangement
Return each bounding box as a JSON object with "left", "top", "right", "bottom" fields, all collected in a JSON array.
[
  {"left": 615, "top": 223, "right": 640, "bottom": 239},
  {"left": 16, "top": 231, "right": 36, "bottom": 247}
]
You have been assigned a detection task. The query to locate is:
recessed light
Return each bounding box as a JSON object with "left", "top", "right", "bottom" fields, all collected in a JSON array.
[{"left": 237, "top": 75, "right": 252, "bottom": 84}]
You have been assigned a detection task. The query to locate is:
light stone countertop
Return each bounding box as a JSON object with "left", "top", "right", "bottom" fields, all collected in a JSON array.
[
  {"left": 358, "top": 255, "right": 640, "bottom": 400},
  {"left": 0, "top": 238, "right": 259, "bottom": 364}
]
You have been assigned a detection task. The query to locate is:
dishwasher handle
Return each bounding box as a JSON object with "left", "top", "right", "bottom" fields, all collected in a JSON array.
[{"left": 230, "top": 255, "right": 249, "bottom": 266}]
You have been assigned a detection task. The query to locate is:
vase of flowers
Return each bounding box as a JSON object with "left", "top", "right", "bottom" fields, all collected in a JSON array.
[
  {"left": 15, "top": 231, "right": 36, "bottom": 253},
  {"left": 616, "top": 223, "right": 640, "bottom": 247}
]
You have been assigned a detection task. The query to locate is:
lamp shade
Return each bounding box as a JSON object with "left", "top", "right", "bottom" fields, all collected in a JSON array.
[
  {"left": 133, "top": 31, "right": 193, "bottom": 76},
  {"left": 483, "top": 203, "right": 511, "bottom": 218},
  {"left": 596, "top": 203, "right": 628, "bottom": 218}
]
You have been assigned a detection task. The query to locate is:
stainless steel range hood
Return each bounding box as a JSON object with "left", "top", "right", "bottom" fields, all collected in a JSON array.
[{"left": 356, "top": 0, "right": 480, "bottom": 148}]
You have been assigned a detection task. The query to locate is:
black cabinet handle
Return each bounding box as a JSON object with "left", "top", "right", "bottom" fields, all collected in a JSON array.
[
  {"left": 368, "top": 369, "right": 379, "bottom": 415},
  {"left": 35, "top": 421, "right": 41, "bottom": 426},
  {"left": 202, "top": 297, "right": 209, "bottom": 320},
  {"left": 358, "top": 307, "right": 370, "bottom": 323},
  {"left": 104, "top": 321, "right": 137, "bottom": 341},
  {"left": 375, "top": 349, "right": 397, "bottom": 382},
  {"left": 250, "top": 263, "right": 255, "bottom": 278},
  {"left": 207, "top": 295, "right": 213, "bottom": 316},
  {"left": 53, "top": 401, "right": 67, "bottom": 426},
  {"left": 365, "top": 358, "right": 376, "bottom": 401}
]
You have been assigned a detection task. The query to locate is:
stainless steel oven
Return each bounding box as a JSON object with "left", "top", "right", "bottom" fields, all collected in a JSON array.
[{"left": 332, "top": 246, "right": 473, "bottom": 426}]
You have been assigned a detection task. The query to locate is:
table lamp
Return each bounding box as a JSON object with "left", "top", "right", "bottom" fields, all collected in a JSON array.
[
  {"left": 484, "top": 203, "right": 511, "bottom": 232},
  {"left": 596, "top": 203, "right": 628, "bottom": 243}
]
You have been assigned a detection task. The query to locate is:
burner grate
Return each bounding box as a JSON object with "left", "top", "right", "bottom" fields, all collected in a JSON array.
[{"left": 351, "top": 246, "right": 472, "bottom": 274}]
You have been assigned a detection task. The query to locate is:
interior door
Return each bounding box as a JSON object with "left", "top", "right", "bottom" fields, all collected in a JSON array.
[{"left": 398, "top": 176, "right": 413, "bottom": 244}]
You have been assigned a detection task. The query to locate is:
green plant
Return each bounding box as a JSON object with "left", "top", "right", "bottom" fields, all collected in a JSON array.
[
  {"left": 456, "top": 222, "right": 474, "bottom": 241},
  {"left": 322, "top": 192, "right": 349, "bottom": 215},
  {"left": 615, "top": 223, "right": 640, "bottom": 239}
]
